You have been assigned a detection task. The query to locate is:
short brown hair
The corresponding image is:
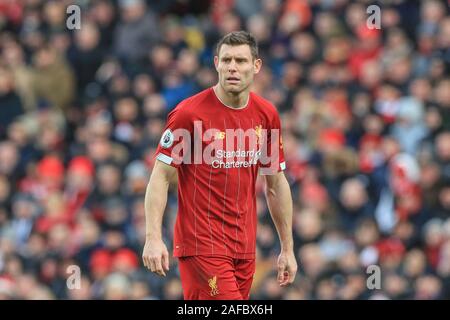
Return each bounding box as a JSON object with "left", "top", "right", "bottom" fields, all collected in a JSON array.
[{"left": 215, "top": 31, "right": 259, "bottom": 60}]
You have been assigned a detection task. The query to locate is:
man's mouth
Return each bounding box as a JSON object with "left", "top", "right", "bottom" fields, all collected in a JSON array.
[{"left": 226, "top": 77, "right": 240, "bottom": 83}]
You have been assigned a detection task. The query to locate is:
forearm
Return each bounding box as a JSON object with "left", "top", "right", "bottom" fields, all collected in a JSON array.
[
  {"left": 144, "top": 171, "right": 170, "bottom": 241},
  {"left": 265, "top": 175, "right": 294, "bottom": 252}
]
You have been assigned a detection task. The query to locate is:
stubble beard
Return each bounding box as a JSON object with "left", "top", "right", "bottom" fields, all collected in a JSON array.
[{"left": 221, "top": 79, "right": 251, "bottom": 96}]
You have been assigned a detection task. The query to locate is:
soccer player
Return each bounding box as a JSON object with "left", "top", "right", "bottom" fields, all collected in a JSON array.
[{"left": 142, "top": 31, "right": 297, "bottom": 300}]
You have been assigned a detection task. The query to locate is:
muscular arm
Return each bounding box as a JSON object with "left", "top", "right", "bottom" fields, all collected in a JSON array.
[
  {"left": 264, "top": 171, "right": 298, "bottom": 286},
  {"left": 142, "top": 160, "right": 177, "bottom": 276}
]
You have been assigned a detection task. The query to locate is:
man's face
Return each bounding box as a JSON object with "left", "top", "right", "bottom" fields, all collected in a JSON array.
[{"left": 214, "top": 44, "right": 261, "bottom": 94}]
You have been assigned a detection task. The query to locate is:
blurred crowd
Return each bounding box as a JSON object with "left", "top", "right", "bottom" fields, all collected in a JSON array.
[{"left": 0, "top": 0, "right": 449, "bottom": 300}]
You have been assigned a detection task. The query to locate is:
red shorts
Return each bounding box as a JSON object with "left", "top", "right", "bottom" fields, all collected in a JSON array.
[{"left": 178, "top": 255, "right": 255, "bottom": 300}]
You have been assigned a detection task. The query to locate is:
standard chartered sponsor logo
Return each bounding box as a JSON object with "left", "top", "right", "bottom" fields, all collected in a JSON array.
[
  {"left": 216, "top": 149, "right": 258, "bottom": 159},
  {"left": 212, "top": 161, "right": 253, "bottom": 168},
  {"left": 211, "top": 149, "right": 261, "bottom": 168}
]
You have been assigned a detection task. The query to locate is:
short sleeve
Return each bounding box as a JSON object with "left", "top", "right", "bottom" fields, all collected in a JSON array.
[
  {"left": 258, "top": 111, "right": 286, "bottom": 175},
  {"left": 154, "top": 106, "right": 193, "bottom": 168}
]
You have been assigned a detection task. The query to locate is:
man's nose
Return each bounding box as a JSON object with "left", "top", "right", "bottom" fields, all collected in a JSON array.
[{"left": 228, "top": 60, "right": 237, "bottom": 71}]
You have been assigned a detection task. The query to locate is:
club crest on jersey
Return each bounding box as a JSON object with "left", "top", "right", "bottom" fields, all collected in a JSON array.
[
  {"left": 255, "top": 125, "right": 263, "bottom": 145},
  {"left": 208, "top": 276, "right": 219, "bottom": 297},
  {"left": 160, "top": 129, "right": 174, "bottom": 148}
]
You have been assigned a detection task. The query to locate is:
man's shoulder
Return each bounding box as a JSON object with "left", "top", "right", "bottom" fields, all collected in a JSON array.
[
  {"left": 176, "top": 88, "right": 212, "bottom": 111},
  {"left": 171, "top": 88, "right": 212, "bottom": 117},
  {"left": 182, "top": 87, "right": 213, "bottom": 106},
  {"left": 250, "top": 92, "right": 279, "bottom": 116}
]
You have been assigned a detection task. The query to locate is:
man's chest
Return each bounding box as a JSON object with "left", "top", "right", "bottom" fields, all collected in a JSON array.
[
  {"left": 191, "top": 113, "right": 267, "bottom": 151},
  {"left": 186, "top": 111, "right": 270, "bottom": 169}
]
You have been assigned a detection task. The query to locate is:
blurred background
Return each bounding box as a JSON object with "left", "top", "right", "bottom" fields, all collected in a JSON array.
[{"left": 0, "top": 0, "right": 449, "bottom": 300}]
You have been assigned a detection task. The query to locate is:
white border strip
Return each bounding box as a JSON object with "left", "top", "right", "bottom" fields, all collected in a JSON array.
[{"left": 156, "top": 153, "right": 173, "bottom": 165}]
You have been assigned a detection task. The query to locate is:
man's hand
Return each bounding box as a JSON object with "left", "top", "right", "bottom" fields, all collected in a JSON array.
[
  {"left": 277, "top": 250, "right": 297, "bottom": 287},
  {"left": 142, "top": 238, "right": 170, "bottom": 277}
]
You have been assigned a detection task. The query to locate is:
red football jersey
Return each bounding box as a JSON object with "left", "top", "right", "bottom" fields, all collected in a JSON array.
[{"left": 155, "top": 87, "right": 285, "bottom": 259}]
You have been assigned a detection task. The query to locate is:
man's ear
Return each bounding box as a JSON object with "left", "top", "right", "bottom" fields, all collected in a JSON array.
[
  {"left": 254, "top": 58, "right": 262, "bottom": 74},
  {"left": 214, "top": 55, "right": 219, "bottom": 71}
]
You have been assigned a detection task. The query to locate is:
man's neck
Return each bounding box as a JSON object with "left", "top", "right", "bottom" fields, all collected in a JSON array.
[{"left": 213, "top": 84, "right": 249, "bottom": 109}]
